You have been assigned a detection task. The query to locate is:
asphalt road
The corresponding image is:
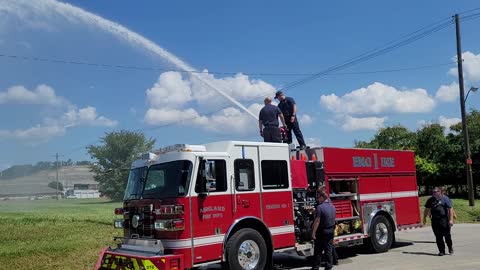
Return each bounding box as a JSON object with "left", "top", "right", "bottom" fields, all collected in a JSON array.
[{"left": 197, "top": 223, "right": 480, "bottom": 270}]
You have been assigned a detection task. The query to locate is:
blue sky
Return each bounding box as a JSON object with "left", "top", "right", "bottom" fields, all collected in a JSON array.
[{"left": 0, "top": 0, "right": 479, "bottom": 169}]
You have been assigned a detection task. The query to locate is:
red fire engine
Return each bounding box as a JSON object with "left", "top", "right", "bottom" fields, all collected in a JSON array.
[{"left": 95, "top": 141, "right": 421, "bottom": 270}]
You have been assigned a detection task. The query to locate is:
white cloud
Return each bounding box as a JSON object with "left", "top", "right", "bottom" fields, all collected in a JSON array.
[
  {"left": 438, "top": 116, "right": 460, "bottom": 133},
  {"left": 417, "top": 116, "right": 460, "bottom": 134},
  {"left": 144, "top": 104, "right": 263, "bottom": 136},
  {"left": 340, "top": 115, "right": 386, "bottom": 131},
  {"left": 299, "top": 114, "right": 313, "bottom": 125},
  {"left": 0, "top": 84, "right": 66, "bottom": 106},
  {"left": 435, "top": 82, "right": 459, "bottom": 102},
  {"left": 202, "top": 104, "right": 263, "bottom": 135},
  {"left": 62, "top": 107, "right": 118, "bottom": 127},
  {"left": 144, "top": 72, "right": 275, "bottom": 135},
  {"left": 305, "top": 137, "right": 321, "bottom": 147},
  {"left": 189, "top": 72, "right": 275, "bottom": 109},
  {"left": 449, "top": 51, "right": 480, "bottom": 82},
  {"left": 144, "top": 108, "right": 207, "bottom": 126},
  {"left": 320, "top": 82, "right": 435, "bottom": 115},
  {"left": 146, "top": 72, "right": 192, "bottom": 109},
  {"left": 0, "top": 125, "right": 66, "bottom": 143},
  {"left": 0, "top": 83, "right": 118, "bottom": 143}
]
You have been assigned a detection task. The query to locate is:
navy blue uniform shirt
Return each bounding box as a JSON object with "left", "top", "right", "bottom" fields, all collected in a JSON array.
[
  {"left": 425, "top": 196, "right": 452, "bottom": 219},
  {"left": 259, "top": 104, "right": 282, "bottom": 127},
  {"left": 315, "top": 199, "right": 336, "bottom": 230},
  {"left": 278, "top": 97, "right": 296, "bottom": 117}
]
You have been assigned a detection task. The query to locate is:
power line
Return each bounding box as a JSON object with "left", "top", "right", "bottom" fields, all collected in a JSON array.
[
  {"left": 275, "top": 19, "right": 454, "bottom": 93},
  {"left": 0, "top": 52, "right": 456, "bottom": 77},
  {"left": 460, "top": 12, "right": 480, "bottom": 23},
  {"left": 458, "top": 7, "right": 480, "bottom": 15},
  {"left": 55, "top": 15, "right": 462, "bottom": 156}
]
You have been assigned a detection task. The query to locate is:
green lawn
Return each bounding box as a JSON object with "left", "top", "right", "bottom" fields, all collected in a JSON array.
[
  {"left": 0, "top": 198, "right": 121, "bottom": 270},
  {"left": 1, "top": 197, "right": 479, "bottom": 270},
  {"left": 419, "top": 196, "right": 480, "bottom": 223}
]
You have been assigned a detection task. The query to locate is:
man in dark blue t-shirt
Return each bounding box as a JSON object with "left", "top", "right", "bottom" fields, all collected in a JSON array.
[
  {"left": 423, "top": 187, "right": 454, "bottom": 256},
  {"left": 311, "top": 190, "right": 336, "bottom": 270},
  {"left": 258, "top": 97, "right": 286, "bottom": 142},
  {"left": 275, "top": 91, "right": 306, "bottom": 148}
]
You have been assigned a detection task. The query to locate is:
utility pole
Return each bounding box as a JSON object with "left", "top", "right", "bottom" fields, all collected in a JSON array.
[
  {"left": 55, "top": 153, "right": 59, "bottom": 200},
  {"left": 454, "top": 14, "right": 475, "bottom": 206}
]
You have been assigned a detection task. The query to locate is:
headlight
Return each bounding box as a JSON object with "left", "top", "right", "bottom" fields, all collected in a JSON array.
[{"left": 114, "top": 219, "right": 124, "bottom": 229}]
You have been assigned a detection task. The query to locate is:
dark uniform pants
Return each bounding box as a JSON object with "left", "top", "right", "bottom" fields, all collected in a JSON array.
[
  {"left": 262, "top": 126, "right": 282, "bottom": 143},
  {"left": 286, "top": 118, "right": 306, "bottom": 146},
  {"left": 313, "top": 228, "right": 334, "bottom": 270},
  {"left": 432, "top": 217, "right": 452, "bottom": 253}
]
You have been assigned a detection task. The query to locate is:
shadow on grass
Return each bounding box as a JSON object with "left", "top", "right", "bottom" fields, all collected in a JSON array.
[{"left": 76, "top": 200, "right": 119, "bottom": 205}]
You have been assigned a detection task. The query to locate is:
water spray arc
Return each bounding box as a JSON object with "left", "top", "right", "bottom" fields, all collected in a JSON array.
[{"left": 7, "top": 0, "right": 258, "bottom": 120}]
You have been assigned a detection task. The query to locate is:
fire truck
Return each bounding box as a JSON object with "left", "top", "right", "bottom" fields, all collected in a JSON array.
[{"left": 95, "top": 141, "right": 422, "bottom": 270}]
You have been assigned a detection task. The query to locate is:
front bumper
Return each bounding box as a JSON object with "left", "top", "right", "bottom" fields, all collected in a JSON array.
[{"left": 95, "top": 246, "right": 184, "bottom": 270}]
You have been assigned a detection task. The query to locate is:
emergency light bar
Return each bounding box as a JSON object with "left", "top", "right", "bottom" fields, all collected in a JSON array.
[
  {"left": 156, "top": 144, "right": 206, "bottom": 154},
  {"left": 138, "top": 152, "right": 158, "bottom": 161}
]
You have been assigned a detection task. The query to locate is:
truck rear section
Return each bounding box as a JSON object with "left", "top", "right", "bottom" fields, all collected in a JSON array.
[{"left": 291, "top": 147, "right": 421, "bottom": 253}]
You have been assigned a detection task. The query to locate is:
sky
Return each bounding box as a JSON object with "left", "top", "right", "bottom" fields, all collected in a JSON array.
[{"left": 0, "top": 0, "right": 479, "bottom": 169}]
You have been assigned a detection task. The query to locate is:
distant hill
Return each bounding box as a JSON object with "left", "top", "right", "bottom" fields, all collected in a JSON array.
[
  {"left": 0, "top": 165, "right": 96, "bottom": 198},
  {"left": 0, "top": 160, "right": 92, "bottom": 180}
]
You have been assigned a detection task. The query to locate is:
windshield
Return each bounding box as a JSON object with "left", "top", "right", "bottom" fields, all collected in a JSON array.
[
  {"left": 142, "top": 160, "right": 193, "bottom": 199},
  {"left": 124, "top": 166, "right": 147, "bottom": 200}
]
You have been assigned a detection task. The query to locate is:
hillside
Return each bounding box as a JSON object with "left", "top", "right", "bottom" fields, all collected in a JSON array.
[{"left": 0, "top": 165, "right": 95, "bottom": 197}]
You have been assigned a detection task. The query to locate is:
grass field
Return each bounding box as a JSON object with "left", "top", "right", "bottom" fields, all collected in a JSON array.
[
  {"left": 419, "top": 196, "right": 480, "bottom": 223},
  {"left": 1, "top": 197, "right": 479, "bottom": 270},
  {"left": 0, "top": 198, "right": 120, "bottom": 270}
]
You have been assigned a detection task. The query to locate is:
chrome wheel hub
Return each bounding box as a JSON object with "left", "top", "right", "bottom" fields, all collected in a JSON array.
[
  {"left": 375, "top": 223, "right": 388, "bottom": 245},
  {"left": 237, "top": 240, "right": 260, "bottom": 270}
]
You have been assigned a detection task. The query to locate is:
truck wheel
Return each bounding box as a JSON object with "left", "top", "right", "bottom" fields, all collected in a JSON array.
[
  {"left": 368, "top": 215, "right": 393, "bottom": 253},
  {"left": 225, "top": 228, "right": 267, "bottom": 270}
]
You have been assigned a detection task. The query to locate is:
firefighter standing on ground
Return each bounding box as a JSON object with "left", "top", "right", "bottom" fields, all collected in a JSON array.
[
  {"left": 274, "top": 91, "right": 307, "bottom": 148},
  {"left": 258, "top": 97, "right": 286, "bottom": 143},
  {"left": 423, "top": 187, "right": 454, "bottom": 256},
  {"left": 311, "top": 190, "right": 336, "bottom": 270}
]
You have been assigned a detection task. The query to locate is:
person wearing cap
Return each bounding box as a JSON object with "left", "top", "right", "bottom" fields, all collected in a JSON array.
[
  {"left": 258, "top": 97, "right": 286, "bottom": 143},
  {"left": 274, "top": 91, "right": 306, "bottom": 149}
]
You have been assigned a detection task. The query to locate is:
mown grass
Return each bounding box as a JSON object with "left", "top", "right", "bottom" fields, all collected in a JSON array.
[
  {"left": 0, "top": 198, "right": 121, "bottom": 270},
  {"left": 1, "top": 197, "right": 478, "bottom": 270},
  {"left": 419, "top": 196, "right": 480, "bottom": 223}
]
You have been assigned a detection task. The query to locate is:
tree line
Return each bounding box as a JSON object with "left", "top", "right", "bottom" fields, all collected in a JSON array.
[
  {"left": 355, "top": 110, "right": 479, "bottom": 192},
  {"left": 85, "top": 111, "right": 479, "bottom": 200}
]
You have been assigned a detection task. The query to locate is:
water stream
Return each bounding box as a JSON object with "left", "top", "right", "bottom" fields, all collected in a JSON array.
[{"left": 3, "top": 0, "right": 258, "bottom": 120}]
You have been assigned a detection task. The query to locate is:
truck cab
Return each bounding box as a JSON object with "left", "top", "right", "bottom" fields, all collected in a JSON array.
[{"left": 97, "top": 141, "right": 295, "bottom": 270}]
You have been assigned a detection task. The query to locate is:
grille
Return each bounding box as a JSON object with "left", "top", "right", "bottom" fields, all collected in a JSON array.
[{"left": 126, "top": 205, "right": 154, "bottom": 238}]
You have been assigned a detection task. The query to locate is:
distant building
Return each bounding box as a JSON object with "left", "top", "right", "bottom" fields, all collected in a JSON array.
[{"left": 65, "top": 183, "right": 100, "bottom": 198}]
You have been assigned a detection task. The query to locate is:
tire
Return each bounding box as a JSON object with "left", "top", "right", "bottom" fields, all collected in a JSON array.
[
  {"left": 225, "top": 228, "right": 267, "bottom": 270},
  {"left": 368, "top": 215, "right": 393, "bottom": 253}
]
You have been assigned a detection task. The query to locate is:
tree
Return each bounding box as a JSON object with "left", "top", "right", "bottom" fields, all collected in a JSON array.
[
  {"left": 76, "top": 160, "right": 92, "bottom": 166},
  {"left": 87, "top": 130, "right": 155, "bottom": 201},
  {"left": 355, "top": 125, "right": 416, "bottom": 150},
  {"left": 48, "top": 181, "right": 63, "bottom": 191}
]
